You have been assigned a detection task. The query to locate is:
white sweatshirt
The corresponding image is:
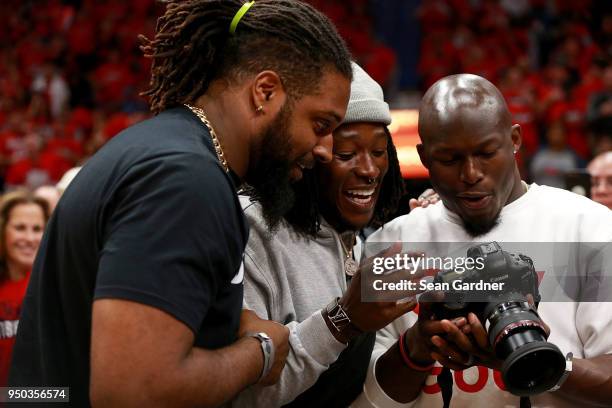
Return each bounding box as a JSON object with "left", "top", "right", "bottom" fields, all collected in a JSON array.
[{"left": 353, "top": 183, "right": 612, "bottom": 408}]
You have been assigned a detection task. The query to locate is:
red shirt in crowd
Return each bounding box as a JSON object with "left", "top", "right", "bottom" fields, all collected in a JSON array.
[
  {"left": 5, "top": 151, "right": 72, "bottom": 187},
  {"left": 0, "top": 272, "right": 31, "bottom": 386}
]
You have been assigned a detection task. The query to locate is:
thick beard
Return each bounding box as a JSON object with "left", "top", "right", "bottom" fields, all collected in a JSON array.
[
  {"left": 246, "top": 104, "right": 296, "bottom": 231},
  {"left": 462, "top": 213, "right": 501, "bottom": 237}
]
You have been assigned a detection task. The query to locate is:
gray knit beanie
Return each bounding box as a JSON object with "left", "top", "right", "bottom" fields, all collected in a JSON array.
[{"left": 341, "top": 62, "right": 392, "bottom": 125}]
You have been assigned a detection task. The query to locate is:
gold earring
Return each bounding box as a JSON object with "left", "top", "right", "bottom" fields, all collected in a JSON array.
[{"left": 256, "top": 105, "right": 264, "bottom": 114}]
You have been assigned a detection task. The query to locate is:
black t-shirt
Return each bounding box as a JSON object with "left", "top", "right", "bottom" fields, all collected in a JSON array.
[{"left": 9, "top": 107, "right": 248, "bottom": 405}]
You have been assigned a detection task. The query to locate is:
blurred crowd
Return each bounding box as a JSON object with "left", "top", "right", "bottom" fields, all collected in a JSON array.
[
  {"left": 0, "top": 0, "right": 156, "bottom": 192},
  {"left": 309, "top": 0, "right": 399, "bottom": 88},
  {"left": 0, "top": 0, "right": 611, "bottom": 193},
  {"left": 414, "top": 0, "right": 612, "bottom": 186}
]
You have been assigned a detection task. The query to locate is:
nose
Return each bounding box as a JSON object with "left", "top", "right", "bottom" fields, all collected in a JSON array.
[
  {"left": 460, "top": 156, "right": 484, "bottom": 185},
  {"left": 312, "top": 133, "right": 333, "bottom": 164},
  {"left": 25, "top": 228, "right": 39, "bottom": 243},
  {"left": 354, "top": 152, "right": 380, "bottom": 181}
]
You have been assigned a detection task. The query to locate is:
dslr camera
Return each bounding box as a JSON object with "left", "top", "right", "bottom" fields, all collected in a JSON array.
[{"left": 432, "top": 242, "right": 566, "bottom": 396}]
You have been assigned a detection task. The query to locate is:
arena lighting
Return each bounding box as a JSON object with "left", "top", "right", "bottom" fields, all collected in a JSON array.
[{"left": 389, "top": 109, "right": 429, "bottom": 179}]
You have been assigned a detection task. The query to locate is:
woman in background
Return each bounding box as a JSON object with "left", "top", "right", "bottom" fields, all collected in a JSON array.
[{"left": 0, "top": 191, "right": 49, "bottom": 386}]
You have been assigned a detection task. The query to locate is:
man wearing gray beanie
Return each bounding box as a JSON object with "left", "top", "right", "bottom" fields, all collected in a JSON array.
[
  {"left": 342, "top": 62, "right": 392, "bottom": 126},
  {"left": 227, "top": 62, "right": 414, "bottom": 407}
]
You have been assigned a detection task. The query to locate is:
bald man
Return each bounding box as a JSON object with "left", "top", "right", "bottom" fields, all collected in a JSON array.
[
  {"left": 352, "top": 74, "right": 612, "bottom": 407},
  {"left": 588, "top": 151, "right": 612, "bottom": 209}
]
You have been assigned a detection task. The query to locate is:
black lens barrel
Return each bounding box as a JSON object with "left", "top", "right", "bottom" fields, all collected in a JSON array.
[{"left": 484, "top": 301, "right": 566, "bottom": 396}]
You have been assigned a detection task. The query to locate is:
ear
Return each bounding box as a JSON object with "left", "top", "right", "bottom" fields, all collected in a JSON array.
[
  {"left": 417, "top": 143, "right": 430, "bottom": 169},
  {"left": 510, "top": 124, "right": 522, "bottom": 154},
  {"left": 250, "top": 70, "right": 287, "bottom": 116}
]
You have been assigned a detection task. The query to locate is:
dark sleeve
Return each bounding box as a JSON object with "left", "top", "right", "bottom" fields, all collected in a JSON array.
[{"left": 94, "top": 153, "right": 246, "bottom": 333}]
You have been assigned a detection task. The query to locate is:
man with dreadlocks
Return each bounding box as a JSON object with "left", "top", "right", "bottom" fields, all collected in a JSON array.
[{"left": 10, "top": 1, "right": 353, "bottom": 406}]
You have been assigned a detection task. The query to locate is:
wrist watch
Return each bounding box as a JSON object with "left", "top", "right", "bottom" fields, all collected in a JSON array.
[
  {"left": 324, "top": 297, "right": 362, "bottom": 343},
  {"left": 549, "top": 352, "right": 573, "bottom": 392},
  {"left": 245, "top": 332, "right": 275, "bottom": 382}
]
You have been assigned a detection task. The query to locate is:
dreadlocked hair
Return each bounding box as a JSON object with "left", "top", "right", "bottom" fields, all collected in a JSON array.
[
  {"left": 284, "top": 126, "right": 405, "bottom": 237},
  {"left": 370, "top": 127, "right": 405, "bottom": 228},
  {"left": 140, "top": 0, "right": 353, "bottom": 113}
]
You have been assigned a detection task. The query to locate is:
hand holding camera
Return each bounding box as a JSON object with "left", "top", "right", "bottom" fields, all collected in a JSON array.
[
  {"left": 403, "top": 297, "right": 470, "bottom": 370},
  {"left": 430, "top": 311, "right": 504, "bottom": 372},
  {"left": 426, "top": 242, "right": 565, "bottom": 396},
  {"left": 438, "top": 294, "right": 552, "bottom": 371}
]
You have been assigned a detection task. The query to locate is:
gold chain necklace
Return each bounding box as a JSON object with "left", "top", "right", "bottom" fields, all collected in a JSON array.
[
  {"left": 185, "top": 104, "right": 230, "bottom": 173},
  {"left": 338, "top": 232, "right": 359, "bottom": 277}
]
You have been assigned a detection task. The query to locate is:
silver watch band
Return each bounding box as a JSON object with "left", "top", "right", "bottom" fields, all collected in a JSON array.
[
  {"left": 245, "top": 332, "right": 275, "bottom": 382},
  {"left": 549, "top": 352, "right": 573, "bottom": 392}
]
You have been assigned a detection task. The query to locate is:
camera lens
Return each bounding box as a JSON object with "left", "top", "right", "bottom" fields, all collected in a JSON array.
[
  {"left": 502, "top": 342, "right": 566, "bottom": 395},
  {"left": 485, "top": 301, "right": 566, "bottom": 396}
]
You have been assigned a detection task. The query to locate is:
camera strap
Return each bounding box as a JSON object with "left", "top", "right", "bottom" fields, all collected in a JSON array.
[
  {"left": 438, "top": 367, "right": 453, "bottom": 408},
  {"left": 520, "top": 396, "right": 532, "bottom": 408}
]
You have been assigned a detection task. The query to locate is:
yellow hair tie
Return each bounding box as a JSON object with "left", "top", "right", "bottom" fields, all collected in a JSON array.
[{"left": 229, "top": 1, "right": 255, "bottom": 35}]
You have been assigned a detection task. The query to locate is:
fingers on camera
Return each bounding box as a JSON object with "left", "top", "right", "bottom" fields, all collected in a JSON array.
[
  {"left": 431, "top": 351, "right": 470, "bottom": 371},
  {"left": 467, "top": 313, "right": 489, "bottom": 349}
]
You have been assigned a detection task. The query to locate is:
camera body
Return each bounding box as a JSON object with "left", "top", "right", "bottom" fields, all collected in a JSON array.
[
  {"left": 433, "top": 242, "right": 540, "bottom": 320},
  {"left": 431, "top": 242, "right": 566, "bottom": 397}
]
